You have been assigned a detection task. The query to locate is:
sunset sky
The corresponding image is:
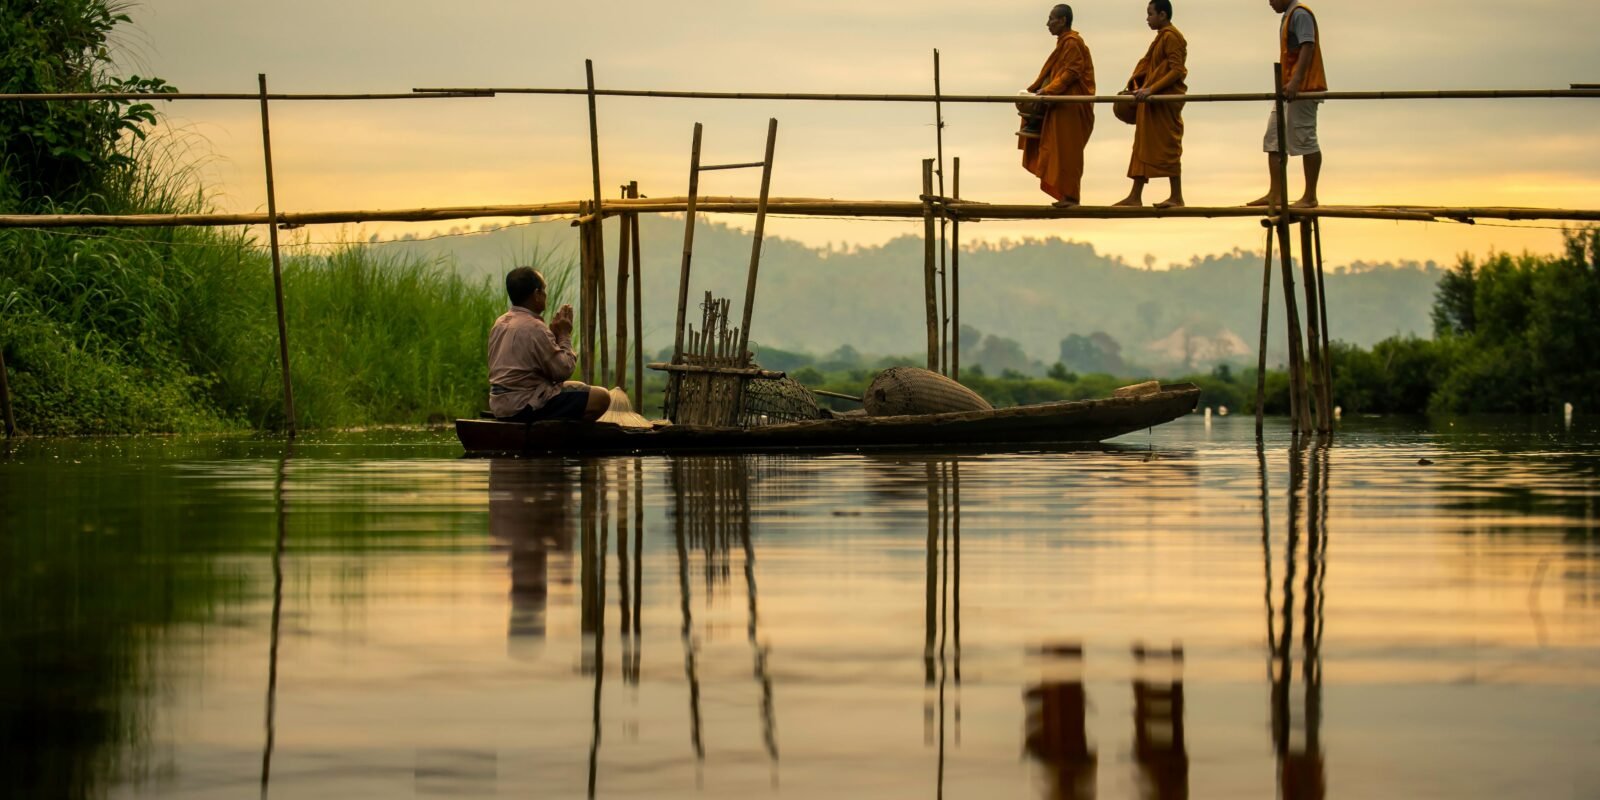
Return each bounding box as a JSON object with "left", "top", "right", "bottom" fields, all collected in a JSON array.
[{"left": 120, "top": 0, "right": 1600, "bottom": 267}]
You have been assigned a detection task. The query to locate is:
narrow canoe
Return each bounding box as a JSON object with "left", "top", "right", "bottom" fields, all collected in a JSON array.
[{"left": 455, "top": 383, "right": 1201, "bottom": 456}]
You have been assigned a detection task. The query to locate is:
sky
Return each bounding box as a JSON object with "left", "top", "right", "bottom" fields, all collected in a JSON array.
[{"left": 115, "top": 0, "right": 1600, "bottom": 268}]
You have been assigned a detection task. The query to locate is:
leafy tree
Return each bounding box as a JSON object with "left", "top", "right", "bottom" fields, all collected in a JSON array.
[{"left": 0, "top": 0, "right": 175, "bottom": 209}]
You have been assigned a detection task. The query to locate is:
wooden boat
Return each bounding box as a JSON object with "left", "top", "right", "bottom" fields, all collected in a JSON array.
[{"left": 455, "top": 383, "right": 1201, "bottom": 456}]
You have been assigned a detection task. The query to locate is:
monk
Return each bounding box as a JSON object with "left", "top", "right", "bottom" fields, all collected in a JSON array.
[
  {"left": 1115, "top": 0, "right": 1188, "bottom": 209},
  {"left": 1019, "top": 4, "right": 1096, "bottom": 208},
  {"left": 1249, "top": 0, "right": 1329, "bottom": 209}
]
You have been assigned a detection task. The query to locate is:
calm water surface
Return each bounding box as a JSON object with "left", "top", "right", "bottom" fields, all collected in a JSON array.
[{"left": 3, "top": 417, "right": 1598, "bottom": 799}]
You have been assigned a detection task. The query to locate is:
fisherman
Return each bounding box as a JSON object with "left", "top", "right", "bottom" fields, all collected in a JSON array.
[
  {"left": 1019, "top": 4, "right": 1097, "bottom": 208},
  {"left": 1114, "top": 0, "right": 1187, "bottom": 209},
  {"left": 487, "top": 266, "right": 610, "bottom": 422},
  {"left": 1249, "top": 0, "right": 1328, "bottom": 209}
]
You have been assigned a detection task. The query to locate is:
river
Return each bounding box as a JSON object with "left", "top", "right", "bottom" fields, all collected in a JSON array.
[{"left": 2, "top": 416, "right": 1597, "bottom": 798}]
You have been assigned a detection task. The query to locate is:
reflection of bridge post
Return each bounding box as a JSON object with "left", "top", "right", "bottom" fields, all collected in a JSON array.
[
  {"left": 1271, "top": 442, "right": 1328, "bottom": 800},
  {"left": 259, "top": 447, "right": 290, "bottom": 798},
  {"left": 1132, "top": 644, "right": 1188, "bottom": 800},
  {"left": 671, "top": 460, "right": 706, "bottom": 762},
  {"left": 1024, "top": 643, "right": 1095, "bottom": 800}
]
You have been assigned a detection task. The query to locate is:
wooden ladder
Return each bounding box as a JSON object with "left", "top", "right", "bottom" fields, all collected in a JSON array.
[{"left": 656, "top": 119, "right": 780, "bottom": 425}]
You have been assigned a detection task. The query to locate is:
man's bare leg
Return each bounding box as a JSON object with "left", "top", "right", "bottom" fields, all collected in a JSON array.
[
  {"left": 582, "top": 386, "right": 611, "bottom": 422},
  {"left": 1114, "top": 178, "right": 1147, "bottom": 207},
  {"left": 1052, "top": 197, "right": 1081, "bottom": 209},
  {"left": 1154, "top": 176, "right": 1185, "bottom": 209},
  {"left": 1293, "top": 151, "right": 1322, "bottom": 208},
  {"left": 1248, "top": 152, "right": 1284, "bottom": 207}
]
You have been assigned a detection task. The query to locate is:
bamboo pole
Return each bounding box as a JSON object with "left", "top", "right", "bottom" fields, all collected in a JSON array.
[
  {"left": 921, "top": 160, "right": 939, "bottom": 373},
  {"left": 1256, "top": 225, "right": 1275, "bottom": 437},
  {"left": 585, "top": 60, "right": 609, "bottom": 385},
  {"left": 933, "top": 48, "right": 950, "bottom": 376},
  {"left": 409, "top": 86, "right": 1600, "bottom": 104},
  {"left": 951, "top": 157, "right": 961, "bottom": 383},
  {"left": 611, "top": 184, "right": 630, "bottom": 393},
  {"left": 629, "top": 183, "right": 644, "bottom": 407},
  {"left": 0, "top": 91, "right": 492, "bottom": 101},
  {"left": 0, "top": 341, "right": 14, "bottom": 438},
  {"left": 578, "top": 203, "right": 595, "bottom": 383},
  {"left": 595, "top": 216, "right": 609, "bottom": 385},
  {"left": 13, "top": 201, "right": 1600, "bottom": 229},
  {"left": 736, "top": 119, "right": 779, "bottom": 363},
  {"left": 1314, "top": 219, "right": 1333, "bottom": 427},
  {"left": 1298, "top": 220, "right": 1328, "bottom": 432},
  {"left": 1272, "top": 64, "right": 1309, "bottom": 436},
  {"left": 258, "top": 75, "right": 297, "bottom": 439},
  {"left": 672, "top": 124, "right": 705, "bottom": 365}
]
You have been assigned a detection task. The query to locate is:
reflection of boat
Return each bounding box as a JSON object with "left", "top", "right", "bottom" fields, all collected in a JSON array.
[{"left": 454, "top": 384, "right": 1201, "bottom": 456}]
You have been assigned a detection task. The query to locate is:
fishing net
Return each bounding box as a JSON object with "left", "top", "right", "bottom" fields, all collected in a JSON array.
[{"left": 738, "top": 376, "right": 822, "bottom": 426}]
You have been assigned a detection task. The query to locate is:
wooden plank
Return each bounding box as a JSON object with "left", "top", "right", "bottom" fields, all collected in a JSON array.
[{"left": 647, "top": 362, "right": 784, "bottom": 379}]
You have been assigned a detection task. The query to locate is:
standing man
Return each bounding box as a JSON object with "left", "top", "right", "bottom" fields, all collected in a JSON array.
[
  {"left": 1020, "top": 4, "right": 1097, "bottom": 208},
  {"left": 487, "top": 266, "right": 611, "bottom": 423},
  {"left": 1114, "top": 0, "right": 1187, "bottom": 209},
  {"left": 1250, "top": 0, "right": 1328, "bottom": 209}
]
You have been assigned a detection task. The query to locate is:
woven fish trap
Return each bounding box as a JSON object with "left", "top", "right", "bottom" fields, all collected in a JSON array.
[
  {"left": 739, "top": 376, "right": 822, "bottom": 426},
  {"left": 863, "top": 367, "right": 993, "bottom": 417}
]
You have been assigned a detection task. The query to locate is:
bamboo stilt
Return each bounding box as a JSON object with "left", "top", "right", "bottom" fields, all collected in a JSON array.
[
  {"left": 595, "top": 218, "right": 609, "bottom": 385},
  {"left": 921, "top": 159, "right": 938, "bottom": 373},
  {"left": 578, "top": 202, "right": 595, "bottom": 383},
  {"left": 1272, "top": 64, "right": 1310, "bottom": 436},
  {"left": 612, "top": 185, "right": 631, "bottom": 392},
  {"left": 951, "top": 157, "right": 961, "bottom": 383},
  {"left": 0, "top": 339, "right": 14, "bottom": 438},
  {"left": 736, "top": 118, "right": 779, "bottom": 363},
  {"left": 628, "top": 182, "right": 644, "bottom": 406},
  {"left": 258, "top": 74, "right": 296, "bottom": 439},
  {"left": 933, "top": 49, "right": 949, "bottom": 376},
  {"left": 1298, "top": 220, "right": 1328, "bottom": 432},
  {"left": 585, "top": 60, "right": 608, "bottom": 384},
  {"left": 672, "top": 124, "right": 704, "bottom": 366},
  {"left": 1314, "top": 219, "right": 1334, "bottom": 430},
  {"left": 1256, "top": 224, "right": 1275, "bottom": 437}
]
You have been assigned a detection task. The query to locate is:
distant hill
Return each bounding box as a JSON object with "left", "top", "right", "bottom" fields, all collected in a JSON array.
[{"left": 381, "top": 216, "right": 1443, "bottom": 373}]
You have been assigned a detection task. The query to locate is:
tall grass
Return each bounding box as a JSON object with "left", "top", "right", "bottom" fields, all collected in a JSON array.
[{"left": 1, "top": 140, "right": 576, "bottom": 435}]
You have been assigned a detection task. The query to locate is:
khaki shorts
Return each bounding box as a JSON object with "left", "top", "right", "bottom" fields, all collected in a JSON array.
[{"left": 1263, "top": 99, "right": 1321, "bottom": 156}]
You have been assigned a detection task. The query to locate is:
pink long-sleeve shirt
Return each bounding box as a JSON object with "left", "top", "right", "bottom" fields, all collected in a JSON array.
[{"left": 487, "top": 306, "right": 577, "bottom": 418}]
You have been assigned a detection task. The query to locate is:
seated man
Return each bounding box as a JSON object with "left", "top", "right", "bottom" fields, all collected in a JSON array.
[{"left": 487, "top": 266, "right": 610, "bottom": 423}]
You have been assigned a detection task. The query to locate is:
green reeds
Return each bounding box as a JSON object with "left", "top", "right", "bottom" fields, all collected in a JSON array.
[{"left": 1, "top": 140, "right": 577, "bottom": 434}]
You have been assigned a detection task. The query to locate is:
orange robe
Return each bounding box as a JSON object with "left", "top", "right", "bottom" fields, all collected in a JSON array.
[
  {"left": 1020, "top": 30, "right": 1097, "bottom": 202},
  {"left": 1126, "top": 25, "right": 1188, "bottom": 179}
]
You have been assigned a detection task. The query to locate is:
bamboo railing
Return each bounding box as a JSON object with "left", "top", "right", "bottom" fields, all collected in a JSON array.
[{"left": 1, "top": 66, "right": 1597, "bottom": 439}]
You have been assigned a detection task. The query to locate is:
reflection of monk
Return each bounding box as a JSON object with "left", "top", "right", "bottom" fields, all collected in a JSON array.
[
  {"left": 1115, "top": 0, "right": 1188, "bottom": 209},
  {"left": 1025, "top": 643, "right": 1097, "bottom": 800},
  {"left": 1132, "top": 644, "right": 1188, "bottom": 800},
  {"left": 1020, "top": 4, "right": 1096, "bottom": 208},
  {"left": 488, "top": 459, "right": 576, "bottom": 645}
]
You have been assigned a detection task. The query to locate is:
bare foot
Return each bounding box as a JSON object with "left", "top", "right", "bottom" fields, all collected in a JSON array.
[
  {"left": 1052, "top": 198, "right": 1081, "bottom": 209},
  {"left": 1292, "top": 197, "right": 1319, "bottom": 209},
  {"left": 1154, "top": 197, "right": 1185, "bottom": 209},
  {"left": 1245, "top": 194, "right": 1274, "bottom": 207},
  {"left": 1112, "top": 195, "right": 1143, "bottom": 207}
]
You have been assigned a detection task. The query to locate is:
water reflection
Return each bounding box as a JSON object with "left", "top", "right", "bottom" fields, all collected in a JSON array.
[
  {"left": 4, "top": 420, "right": 1599, "bottom": 798},
  {"left": 1268, "top": 441, "right": 1329, "bottom": 800}
]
